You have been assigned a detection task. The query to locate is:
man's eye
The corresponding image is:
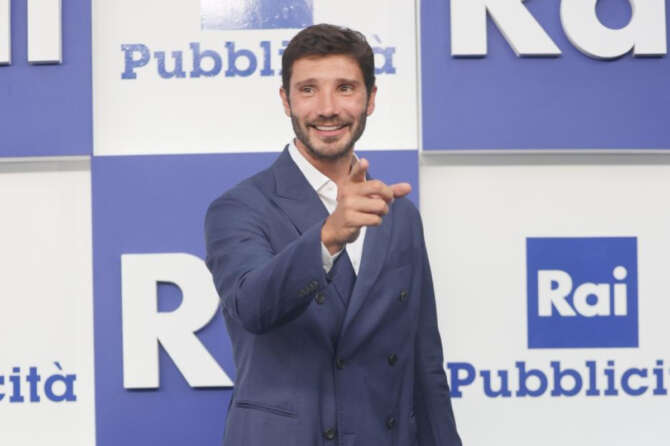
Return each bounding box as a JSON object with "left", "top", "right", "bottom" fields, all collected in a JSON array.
[
  {"left": 339, "top": 84, "right": 354, "bottom": 92},
  {"left": 301, "top": 86, "right": 314, "bottom": 93}
]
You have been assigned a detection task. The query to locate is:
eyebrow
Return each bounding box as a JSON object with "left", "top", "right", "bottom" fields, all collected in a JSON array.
[
  {"left": 294, "top": 78, "right": 318, "bottom": 87},
  {"left": 336, "top": 78, "right": 361, "bottom": 85},
  {"left": 293, "top": 78, "right": 362, "bottom": 88}
]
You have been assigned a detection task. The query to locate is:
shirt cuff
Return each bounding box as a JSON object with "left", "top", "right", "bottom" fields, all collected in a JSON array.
[{"left": 321, "top": 242, "right": 344, "bottom": 273}]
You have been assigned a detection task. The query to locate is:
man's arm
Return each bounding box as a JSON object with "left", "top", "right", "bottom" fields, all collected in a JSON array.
[
  {"left": 204, "top": 158, "right": 411, "bottom": 335},
  {"left": 205, "top": 193, "right": 327, "bottom": 334},
  {"left": 414, "top": 218, "right": 462, "bottom": 446}
]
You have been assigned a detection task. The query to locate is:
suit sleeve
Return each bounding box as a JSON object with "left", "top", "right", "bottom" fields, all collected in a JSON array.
[
  {"left": 413, "top": 216, "right": 462, "bottom": 446},
  {"left": 204, "top": 194, "right": 327, "bottom": 334}
]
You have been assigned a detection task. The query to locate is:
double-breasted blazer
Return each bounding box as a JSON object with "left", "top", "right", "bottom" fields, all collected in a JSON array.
[{"left": 204, "top": 146, "right": 461, "bottom": 445}]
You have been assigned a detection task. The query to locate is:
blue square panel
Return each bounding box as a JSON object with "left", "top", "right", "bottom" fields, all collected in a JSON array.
[
  {"left": 91, "top": 149, "right": 417, "bottom": 445},
  {"left": 421, "top": 0, "right": 670, "bottom": 150},
  {"left": 0, "top": 0, "right": 91, "bottom": 157}
]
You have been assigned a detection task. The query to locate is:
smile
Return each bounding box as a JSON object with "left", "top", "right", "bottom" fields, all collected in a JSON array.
[{"left": 312, "top": 124, "right": 348, "bottom": 131}]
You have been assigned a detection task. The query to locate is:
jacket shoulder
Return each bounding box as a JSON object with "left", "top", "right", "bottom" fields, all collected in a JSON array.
[
  {"left": 207, "top": 166, "right": 274, "bottom": 211},
  {"left": 391, "top": 196, "right": 422, "bottom": 225}
]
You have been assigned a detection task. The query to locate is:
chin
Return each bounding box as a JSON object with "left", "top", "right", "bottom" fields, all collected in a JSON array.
[{"left": 308, "top": 142, "right": 352, "bottom": 160}]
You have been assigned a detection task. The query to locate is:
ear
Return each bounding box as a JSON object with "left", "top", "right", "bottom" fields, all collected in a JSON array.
[
  {"left": 279, "top": 87, "right": 291, "bottom": 117},
  {"left": 366, "top": 85, "right": 378, "bottom": 116}
]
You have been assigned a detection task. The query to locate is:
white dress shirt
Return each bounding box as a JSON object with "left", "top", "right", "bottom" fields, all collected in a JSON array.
[{"left": 288, "top": 140, "right": 365, "bottom": 275}]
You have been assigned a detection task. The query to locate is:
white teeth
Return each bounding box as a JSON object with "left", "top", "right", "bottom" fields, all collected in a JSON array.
[{"left": 315, "top": 125, "right": 342, "bottom": 131}]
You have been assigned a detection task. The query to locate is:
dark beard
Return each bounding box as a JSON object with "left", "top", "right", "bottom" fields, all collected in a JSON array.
[{"left": 290, "top": 108, "right": 368, "bottom": 161}]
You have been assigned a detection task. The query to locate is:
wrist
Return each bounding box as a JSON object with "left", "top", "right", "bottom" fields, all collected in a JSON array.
[{"left": 321, "top": 220, "right": 344, "bottom": 255}]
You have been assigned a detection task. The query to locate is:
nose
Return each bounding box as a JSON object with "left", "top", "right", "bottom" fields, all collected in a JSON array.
[{"left": 316, "top": 89, "right": 337, "bottom": 119}]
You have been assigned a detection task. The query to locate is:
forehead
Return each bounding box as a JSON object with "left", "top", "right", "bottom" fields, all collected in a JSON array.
[{"left": 290, "top": 54, "right": 364, "bottom": 85}]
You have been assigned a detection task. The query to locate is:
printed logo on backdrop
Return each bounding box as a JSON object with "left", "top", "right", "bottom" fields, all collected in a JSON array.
[
  {"left": 450, "top": 0, "right": 667, "bottom": 59},
  {"left": 0, "top": 362, "right": 77, "bottom": 403},
  {"left": 121, "top": 0, "right": 396, "bottom": 80},
  {"left": 121, "top": 253, "right": 233, "bottom": 389},
  {"left": 446, "top": 236, "right": 668, "bottom": 400},
  {"left": 526, "top": 237, "right": 638, "bottom": 349},
  {"left": 0, "top": 1, "right": 63, "bottom": 65},
  {"left": 201, "top": 0, "right": 313, "bottom": 30}
]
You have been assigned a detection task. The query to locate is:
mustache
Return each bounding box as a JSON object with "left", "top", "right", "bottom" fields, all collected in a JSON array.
[{"left": 307, "top": 120, "right": 351, "bottom": 127}]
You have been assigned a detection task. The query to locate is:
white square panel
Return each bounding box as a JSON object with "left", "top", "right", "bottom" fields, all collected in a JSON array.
[
  {"left": 93, "top": 0, "right": 417, "bottom": 155},
  {"left": 420, "top": 157, "right": 670, "bottom": 446},
  {"left": 0, "top": 160, "right": 95, "bottom": 446}
]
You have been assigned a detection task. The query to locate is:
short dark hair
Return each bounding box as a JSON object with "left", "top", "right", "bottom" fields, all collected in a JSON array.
[{"left": 282, "top": 23, "right": 376, "bottom": 96}]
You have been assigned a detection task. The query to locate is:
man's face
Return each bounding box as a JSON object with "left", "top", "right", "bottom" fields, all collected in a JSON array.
[{"left": 280, "top": 54, "right": 377, "bottom": 160}]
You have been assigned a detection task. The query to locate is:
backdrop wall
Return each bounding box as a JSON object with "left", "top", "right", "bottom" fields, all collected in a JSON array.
[{"left": 1, "top": 1, "right": 668, "bottom": 445}]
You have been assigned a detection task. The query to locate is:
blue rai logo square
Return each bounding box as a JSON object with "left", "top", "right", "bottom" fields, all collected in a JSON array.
[
  {"left": 526, "top": 237, "right": 638, "bottom": 349},
  {"left": 201, "top": 0, "right": 313, "bottom": 30}
]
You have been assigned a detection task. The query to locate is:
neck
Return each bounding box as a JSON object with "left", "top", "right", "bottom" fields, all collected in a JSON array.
[{"left": 294, "top": 138, "right": 356, "bottom": 185}]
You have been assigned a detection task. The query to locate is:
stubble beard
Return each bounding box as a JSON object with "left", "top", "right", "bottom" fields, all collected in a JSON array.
[{"left": 290, "top": 107, "right": 368, "bottom": 162}]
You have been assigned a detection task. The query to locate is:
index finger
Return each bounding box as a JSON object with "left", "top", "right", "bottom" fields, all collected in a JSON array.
[
  {"left": 359, "top": 180, "right": 394, "bottom": 203},
  {"left": 348, "top": 157, "right": 368, "bottom": 183}
]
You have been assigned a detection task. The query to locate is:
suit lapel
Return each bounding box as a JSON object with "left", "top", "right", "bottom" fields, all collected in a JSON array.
[
  {"left": 267, "top": 147, "right": 337, "bottom": 354},
  {"left": 268, "top": 145, "right": 393, "bottom": 347},
  {"left": 269, "top": 146, "right": 329, "bottom": 235},
  {"left": 339, "top": 206, "right": 392, "bottom": 340}
]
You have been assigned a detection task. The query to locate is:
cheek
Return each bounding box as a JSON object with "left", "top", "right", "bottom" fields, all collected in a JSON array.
[
  {"left": 345, "top": 98, "right": 369, "bottom": 117},
  {"left": 289, "top": 101, "right": 313, "bottom": 120}
]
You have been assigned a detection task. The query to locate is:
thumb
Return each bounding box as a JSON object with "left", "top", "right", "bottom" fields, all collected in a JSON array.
[
  {"left": 390, "top": 182, "right": 412, "bottom": 198},
  {"left": 348, "top": 158, "right": 368, "bottom": 183}
]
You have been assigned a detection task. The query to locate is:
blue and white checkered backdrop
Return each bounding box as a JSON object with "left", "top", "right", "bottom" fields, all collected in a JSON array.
[{"left": 1, "top": 1, "right": 669, "bottom": 444}]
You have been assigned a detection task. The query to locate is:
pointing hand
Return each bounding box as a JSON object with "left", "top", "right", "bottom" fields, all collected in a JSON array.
[{"left": 321, "top": 158, "right": 411, "bottom": 254}]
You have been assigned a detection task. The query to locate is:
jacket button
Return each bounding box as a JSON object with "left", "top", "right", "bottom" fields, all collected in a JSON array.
[
  {"left": 386, "top": 416, "right": 396, "bottom": 429},
  {"left": 314, "top": 292, "right": 326, "bottom": 304},
  {"left": 323, "top": 428, "right": 337, "bottom": 440},
  {"left": 335, "top": 358, "right": 345, "bottom": 369},
  {"left": 387, "top": 353, "right": 398, "bottom": 366},
  {"left": 399, "top": 290, "right": 408, "bottom": 302}
]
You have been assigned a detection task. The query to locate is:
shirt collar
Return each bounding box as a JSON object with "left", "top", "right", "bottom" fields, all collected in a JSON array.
[{"left": 287, "top": 139, "right": 359, "bottom": 194}]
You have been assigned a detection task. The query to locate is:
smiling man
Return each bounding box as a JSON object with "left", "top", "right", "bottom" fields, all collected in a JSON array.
[{"left": 205, "top": 24, "right": 461, "bottom": 446}]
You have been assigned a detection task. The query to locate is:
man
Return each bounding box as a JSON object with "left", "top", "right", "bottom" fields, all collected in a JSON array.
[{"left": 205, "top": 23, "right": 461, "bottom": 445}]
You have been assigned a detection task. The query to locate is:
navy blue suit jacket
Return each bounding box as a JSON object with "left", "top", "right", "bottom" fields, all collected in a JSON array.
[{"left": 205, "top": 147, "right": 461, "bottom": 445}]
